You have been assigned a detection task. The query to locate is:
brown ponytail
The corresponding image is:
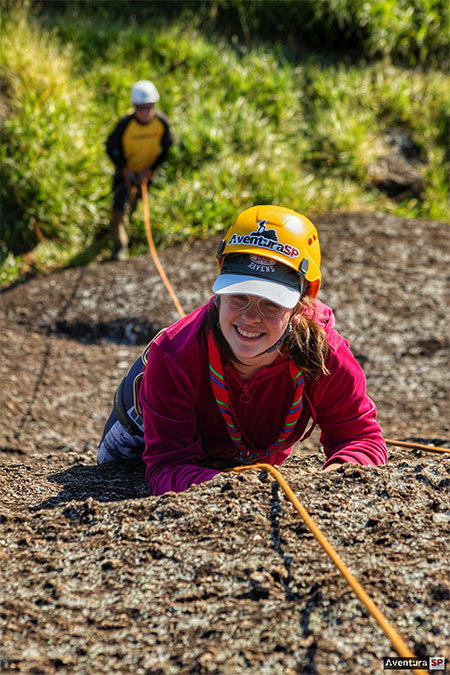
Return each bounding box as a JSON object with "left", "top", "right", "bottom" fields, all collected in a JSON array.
[{"left": 286, "top": 296, "right": 330, "bottom": 380}]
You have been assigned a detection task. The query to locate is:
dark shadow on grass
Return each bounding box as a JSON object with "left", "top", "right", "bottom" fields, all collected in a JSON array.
[{"left": 32, "top": 460, "right": 149, "bottom": 511}]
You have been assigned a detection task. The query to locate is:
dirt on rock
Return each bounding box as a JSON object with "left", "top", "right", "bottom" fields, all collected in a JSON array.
[{"left": 0, "top": 212, "right": 449, "bottom": 674}]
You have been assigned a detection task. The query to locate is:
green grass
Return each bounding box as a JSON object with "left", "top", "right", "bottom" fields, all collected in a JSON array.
[{"left": 1, "top": 3, "right": 449, "bottom": 286}]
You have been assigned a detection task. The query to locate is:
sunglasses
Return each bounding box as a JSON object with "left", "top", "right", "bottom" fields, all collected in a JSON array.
[
  {"left": 136, "top": 104, "right": 154, "bottom": 110},
  {"left": 222, "top": 294, "right": 287, "bottom": 319}
]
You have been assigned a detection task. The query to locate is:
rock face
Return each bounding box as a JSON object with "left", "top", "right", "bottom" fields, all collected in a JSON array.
[{"left": 1, "top": 212, "right": 449, "bottom": 673}]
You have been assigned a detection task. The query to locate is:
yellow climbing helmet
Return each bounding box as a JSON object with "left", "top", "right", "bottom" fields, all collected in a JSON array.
[{"left": 216, "top": 205, "right": 321, "bottom": 298}]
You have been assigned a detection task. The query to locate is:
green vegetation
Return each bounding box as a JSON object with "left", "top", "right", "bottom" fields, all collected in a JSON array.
[{"left": 1, "top": 1, "right": 449, "bottom": 285}]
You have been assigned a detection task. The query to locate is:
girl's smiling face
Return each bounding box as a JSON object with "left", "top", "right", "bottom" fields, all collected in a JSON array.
[{"left": 218, "top": 294, "right": 292, "bottom": 368}]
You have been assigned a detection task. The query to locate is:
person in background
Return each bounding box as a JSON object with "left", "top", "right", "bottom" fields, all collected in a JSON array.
[
  {"left": 105, "top": 80, "right": 173, "bottom": 260},
  {"left": 98, "top": 205, "right": 388, "bottom": 494}
]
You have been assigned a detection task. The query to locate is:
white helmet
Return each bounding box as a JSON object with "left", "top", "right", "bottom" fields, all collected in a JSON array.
[{"left": 131, "top": 80, "right": 160, "bottom": 105}]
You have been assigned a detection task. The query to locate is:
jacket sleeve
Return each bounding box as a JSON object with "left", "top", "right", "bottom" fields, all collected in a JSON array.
[
  {"left": 105, "top": 115, "right": 131, "bottom": 170},
  {"left": 311, "top": 339, "right": 388, "bottom": 468},
  {"left": 151, "top": 112, "right": 173, "bottom": 170},
  {"left": 139, "top": 341, "right": 220, "bottom": 495}
]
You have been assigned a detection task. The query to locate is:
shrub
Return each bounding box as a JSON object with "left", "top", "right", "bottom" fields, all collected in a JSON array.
[{"left": 1, "top": 2, "right": 448, "bottom": 285}]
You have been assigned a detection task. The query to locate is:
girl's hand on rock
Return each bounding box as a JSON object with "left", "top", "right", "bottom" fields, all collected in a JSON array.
[{"left": 322, "top": 461, "right": 344, "bottom": 472}]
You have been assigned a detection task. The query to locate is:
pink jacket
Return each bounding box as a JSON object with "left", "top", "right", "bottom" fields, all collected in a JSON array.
[{"left": 140, "top": 298, "right": 387, "bottom": 495}]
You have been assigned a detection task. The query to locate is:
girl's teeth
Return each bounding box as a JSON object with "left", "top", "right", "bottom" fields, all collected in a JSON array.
[{"left": 236, "top": 326, "right": 263, "bottom": 338}]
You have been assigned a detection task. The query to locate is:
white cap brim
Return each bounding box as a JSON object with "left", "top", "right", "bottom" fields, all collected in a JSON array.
[{"left": 212, "top": 274, "right": 300, "bottom": 309}]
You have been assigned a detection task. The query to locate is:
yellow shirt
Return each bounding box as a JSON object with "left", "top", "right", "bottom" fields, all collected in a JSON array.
[{"left": 121, "top": 116, "right": 166, "bottom": 173}]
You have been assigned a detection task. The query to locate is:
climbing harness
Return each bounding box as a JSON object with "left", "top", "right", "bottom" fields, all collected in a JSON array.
[
  {"left": 113, "top": 375, "right": 142, "bottom": 436},
  {"left": 234, "top": 463, "right": 428, "bottom": 675},
  {"left": 112, "top": 328, "right": 166, "bottom": 434},
  {"left": 208, "top": 330, "right": 305, "bottom": 463}
]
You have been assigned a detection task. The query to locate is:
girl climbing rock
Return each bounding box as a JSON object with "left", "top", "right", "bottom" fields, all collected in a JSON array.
[{"left": 98, "top": 205, "right": 387, "bottom": 494}]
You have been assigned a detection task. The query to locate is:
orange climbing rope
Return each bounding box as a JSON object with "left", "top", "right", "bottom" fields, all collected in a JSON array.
[
  {"left": 384, "top": 438, "right": 450, "bottom": 454},
  {"left": 234, "top": 463, "right": 428, "bottom": 675},
  {"left": 141, "top": 181, "right": 185, "bottom": 318}
]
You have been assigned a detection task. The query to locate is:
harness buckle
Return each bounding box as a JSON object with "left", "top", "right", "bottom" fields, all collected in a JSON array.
[{"left": 133, "top": 372, "right": 144, "bottom": 416}]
